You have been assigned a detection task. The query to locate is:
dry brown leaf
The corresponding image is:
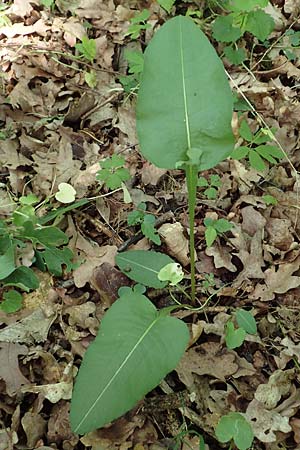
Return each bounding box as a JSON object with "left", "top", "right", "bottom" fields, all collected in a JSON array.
[
  {"left": 206, "top": 242, "right": 237, "bottom": 272},
  {"left": 158, "top": 222, "right": 191, "bottom": 266},
  {"left": 21, "top": 411, "right": 46, "bottom": 448},
  {"left": 141, "top": 162, "right": 167, "bottom": 186},
  {"left": 0, "top": 342, "right": 29, "bottom": 396},
  {"left": 176, "top": 342, "right": 238, "bottom": 384},
  {"left": 265, "top": 218, "right": 293, "bottom": 251},
  {"left": 250, "top": 256, "right": 300, "bottom": 301},
  {"left": 91, "top": 263, "right": 131, "bottom": 308},
  {"left": 254, "top": 369, "right": 294, "bottom": 409},
  {"left": 241, "top": 206, "right": 266, "bottom": 236}
]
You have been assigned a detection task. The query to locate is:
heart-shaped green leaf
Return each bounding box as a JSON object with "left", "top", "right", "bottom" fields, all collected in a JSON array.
[
  {"left": 116, "top": 250, "right": 174, "bottom": 288},
  {"left": 70, "top": 286, "right": 189, "bottom": 434},
  {"left": 216, "top": 412, "right": 254, "bottom": 450},
  {"left": 225, "top": 321, "right": 246, "bottom": 349},
  {"left": 137, "top": 16, "right": 234, "bottom": 170}
]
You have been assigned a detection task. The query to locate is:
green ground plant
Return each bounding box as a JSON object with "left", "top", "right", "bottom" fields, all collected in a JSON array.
[
  {"left": 231, "top": 118, "right": 284, "bottom": 171},
  {"left": 96, "top": 154, "right": 131, "bottom": 190},
  {"left": 0, "top": 193, "right": 76, "bottom": 313},
  {"left": 216, "top": 412, "right": 254, "bottom": 450},
  {"left": 125, "top": 9, "right": 151, "bottom": 40},
  {"left": 225, "top": 308, "right": 257, "bottom": 349},
  {"left": 127, "top": 202, "right": 161, "bottom": 245},
  {"left": 204, "top": 217, "right": 233, "bottom": 247},
  {"left": 212, "top": 0, "right": 274, "bottom": 64},
  {"left": 70, "top": 15, "right": 254, "bottom": 447},
  {"left": 197, "top": 174, "right": 221, "bottom": 199},
  {"left": 119, "top": 50, "right": 144, "bottom": 94}
]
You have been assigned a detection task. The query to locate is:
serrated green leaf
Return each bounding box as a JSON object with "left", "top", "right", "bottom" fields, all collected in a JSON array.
[
  {"left": 70, "top": 287, "right": 189, "bottom": 434},
  {"left": 116, "top": 250, "right": 174, "bottom": 288},
  {"left": 245, "top": 9, "right": 274, "bottom": 41},
  {"left": 205, "top": 226, "right": 217, "bottom": 247},
  {"left": 141, "top": 215, "right": 161, "bottom": 245},
  {"left": 130, "top": 9, "right": 150, "bottom": 24},
  {"left": 84, "top": 70, "right": 97, "bottom": 88},
  {"left": 239, "top": 120, "right": 253, "bottom": 142},
  {"left": 1, "top": 290, "right": 23, "bottom": 313},
  {"left": 231, "top": 145, "right": 249, "bottom": 159},
  {"left": 197, "top": 177, "right": 209, "bottom": 187},
  {"left": 212, "top": 15, "right": 243, "bottom": 43},
  {"left": 204, "top": 187, "right": 218, "bottom": 199},
  {"left": 75, "top": 36, "right": 96, "bottom": 62},
  {"left": 224, "top": 45, "right": 246, "bottom": 64},
  {"left": 157, "top": 0, "right": 175, "bottom": 13},
  {"left": 236, "top": 309, "right": 257, "bottom": 334},
  {"left": 225, "top": 321, "right": 246, "bottom": 349},
  {"left": 137, "top": 16, "right": 234, "bottom": 170},
  {"left": 249, "top": 149, "right": 265, "bottom": 171},
  {"left": 125, "top": 50, "right": 144, "bottom": 74},
  {"left": 21, "top": 222, "right": 68, "bottom": 247}
]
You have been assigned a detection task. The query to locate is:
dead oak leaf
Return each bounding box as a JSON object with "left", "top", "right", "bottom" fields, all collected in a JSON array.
[
  {"left": 0, "top": 342, "right": 29, "bottom": 396},
  {"left": 176, "top": 342, "right": 238, "bottom": 385},
  {"left": 250, "top": 256, "right": 300, "bottom": 302}
]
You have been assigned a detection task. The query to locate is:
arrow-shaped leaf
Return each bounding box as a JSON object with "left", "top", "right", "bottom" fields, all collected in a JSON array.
[{"left": 70, "top": 286, "right": 189, "bottom": 434}]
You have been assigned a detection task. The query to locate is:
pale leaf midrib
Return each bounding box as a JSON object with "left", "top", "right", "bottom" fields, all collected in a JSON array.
[
  {"left": 179, "top": 19, "right": 191, "bottom": 151},
  {"left": 74, "top": 315, "right": 160, "bottom": 432}
]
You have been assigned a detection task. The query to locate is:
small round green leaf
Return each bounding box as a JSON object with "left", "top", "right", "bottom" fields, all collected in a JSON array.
[
  {"left": 225, "top": 321, "right": 246, "bottom": 349},
  {"left": 158, "top": 263, "right": 184, "bottom": 286}
]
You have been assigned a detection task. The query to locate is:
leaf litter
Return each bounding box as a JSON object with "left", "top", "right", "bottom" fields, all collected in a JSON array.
[{"left": 1, "top": 0, "right": 300, "bottom": 448}]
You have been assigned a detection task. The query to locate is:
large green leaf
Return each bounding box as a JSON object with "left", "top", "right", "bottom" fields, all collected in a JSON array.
[
  {"left": 70, "top": 286, "right": 189, "bottom": 434},
  {"left": 116, "top": 250, "right": 174, "bottom": 288},
  {"left": 136, "top": 16, "right": 234, "bottom": 170}
]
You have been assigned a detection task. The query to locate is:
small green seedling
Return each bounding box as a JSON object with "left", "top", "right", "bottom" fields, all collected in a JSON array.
[
  {"left": 197, "top": 174, "right": 221, "bottom": 199},
  {"left": 283, "top": 29, "right": 300, "bottom": 60},
  {"left": 96, "top": 154, "right": 131, "bottom": 190},
  {"left": 0, "top": 193, "right": 76, "bottom": 299},
  {"left": 75, "top": 36, "right": 96, "bottom": 62},
  {"left": 119, "top": 50, "right": 144, "bottom": 93},
  {"left": 157, "top": 0, "right": 176, "bottom": 13},
  {"left": 125, "top": 9, "right": 151, "bottom": 40},
  {"left": 212, "top": 0, "right": 274, "bottom": 64},
  {"left": 204, "top": 217, "right": 233, "bottom": 247},
  {"left": 225, "top": 309, "right": 257, "bottom": 349},
  {"left": 40, "top": 0, "right": 55, "bottom": 10},
  {"left": 71, "top": 16, "right": 234, "bottom": 435},
  {"left": 231, "top": 119, "right": 284, "bottom": 171},
  {"left": 0, "top": 290, "right": 23, "bottom": 314},
  {"left": 127, "top": 203, "right": 161, "bottom": 245},
  {"left": 262, "top": 194, "right": 277, "bottom": 206},
  {"left": 216, "top": 412, "right": 254, "bottom": 450}
]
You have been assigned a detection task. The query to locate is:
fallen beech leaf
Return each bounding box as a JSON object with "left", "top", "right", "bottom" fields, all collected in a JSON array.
[{"left": 254, "top": 369, "right": 294, "bottom": 409}]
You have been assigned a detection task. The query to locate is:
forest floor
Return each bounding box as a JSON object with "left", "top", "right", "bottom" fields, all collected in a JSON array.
[{"left": 1, "top": 0, "right": 300, "bottom": 449}]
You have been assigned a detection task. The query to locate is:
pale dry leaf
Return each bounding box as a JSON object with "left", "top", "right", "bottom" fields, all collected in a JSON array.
[
  {"left": 265, "top": 218, "right": 293, "bottom": 251},
  {"left": 245, "top": 398, "right": 291, "bottom": 442},
  {"left": 23, "top": 381, "right": 73, "bottom": 403},
  {"left": 254, "top": 369, "right": 294, "bottom": 409},
  {"left": 241, "top": 206, "right": 266, "bottom": 236},
  {"left": 64, "top": 302, "right": 97, "bottom": 329},
  {"left": 8, "top": 0, "right": 35, "bottom": 17},
  {"left": 0, "top": 19, "right": 51, "bottom": 38},
  {"left": 0, "top": 307, "right": 57, "bottom": 344},
  {"left": 73, "top": 243, "right": 118, "bottom": 288},
  {"left": 0, "top": 342, "right": 29, "bottom": 396},
  {"left": 274, "top": 336, "right": 300, "bottom": 369},
  {"left": 176, "top": 342, "right": 238, "bottom": 384},
  {"left": 158, "top": 222, "right": 191, "bottom": 266},
  {"left": 250, "top": 256, "right": 300, "bottom": 302}
]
